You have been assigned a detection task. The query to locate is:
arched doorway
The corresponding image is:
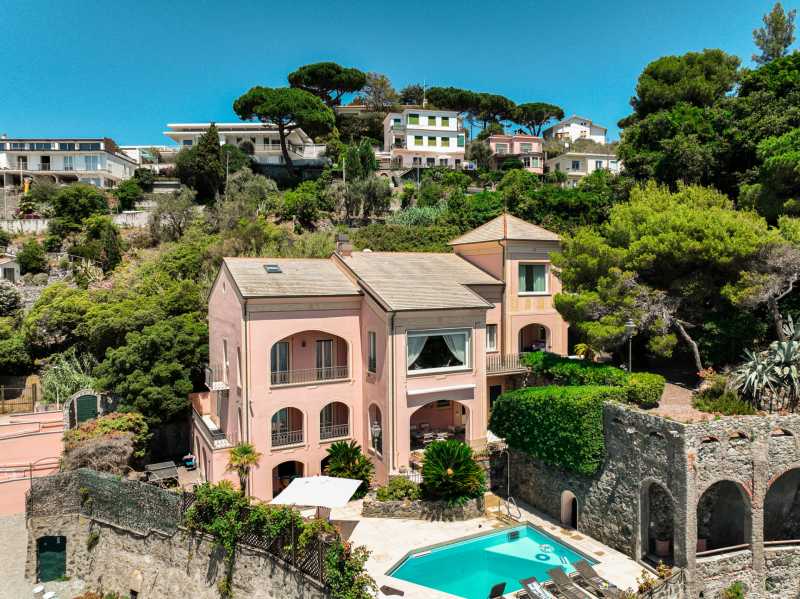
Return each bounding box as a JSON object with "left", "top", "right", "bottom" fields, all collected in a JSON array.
[
  {"left": 320, "top": 402, "right": 349, "bottom": 441},
  {"left": 696, "top": 480, "right": 751, "bottom": 553},
  {"left": 561, "top": 491, "right": 578, "bottom": 529},
  {"left": 272, "top": 461, "right": 304, "bottom": 498},
  {"left": 764, "top": 468, "right": 800, "bottom": 542},
  {"left": 36, "top": 536, "right": 66, "bottom": 582},
  {"left": 409, "top": 400, "right": 468, "bottom": 451},
  {"left": 271, "top": 407, "right": 304, "bottom": 448},
  {"left": 519, "top": 324, "right": 548, "bottom": 353},
  {"left": 642, "top": 482, "right": 675, "bottom": 563}
]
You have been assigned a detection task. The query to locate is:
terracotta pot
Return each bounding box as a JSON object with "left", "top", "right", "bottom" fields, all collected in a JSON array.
[
  {"left": 696, "top": 538, "right": 707, "bottom": 553},
  {"left": 655, "top": 539, "right": 671, "bottom": 557}
]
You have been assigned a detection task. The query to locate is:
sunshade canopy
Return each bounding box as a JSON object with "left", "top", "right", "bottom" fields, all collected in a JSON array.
[{"left": 270, "top": 475, "right": 361, "bottom": 508}]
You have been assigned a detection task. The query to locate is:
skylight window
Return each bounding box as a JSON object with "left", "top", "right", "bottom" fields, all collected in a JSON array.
[{"left": 265, "top": 264, "right": 282, "bottom": 274}]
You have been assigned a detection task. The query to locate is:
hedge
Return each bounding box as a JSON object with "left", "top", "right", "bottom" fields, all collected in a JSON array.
[
  {"left": 522, "top": 351, "right": 665, "bottom": 408},
  {"left": 488, "top": 385, "right": 626, "bottom": 476}
]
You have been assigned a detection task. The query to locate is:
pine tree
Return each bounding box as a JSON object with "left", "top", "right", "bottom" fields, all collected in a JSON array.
[
  {"left": 753, "top": 2, "right": 797, "bottom": 65},
  {"left": 175, "top": 122, "right": 224, "bottom": 204}
]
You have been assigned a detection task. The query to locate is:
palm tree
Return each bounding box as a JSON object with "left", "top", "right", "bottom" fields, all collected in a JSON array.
[
  {"left": 420, "top": 440, "right": 486, "bottom": 504},
  {"left": 324, "top": 440, "right": 374, "bottom": 499},
  {"left": 226, "top": 442, "right": 262, "bottom": 495}
]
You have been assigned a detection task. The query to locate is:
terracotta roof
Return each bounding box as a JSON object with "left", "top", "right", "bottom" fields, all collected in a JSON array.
[
  {"left": 338, "top": 252, "right": 500, "bottom": 311},
  {"left": 448, "top": 214, "right": 560, "bottom": 245},
  {"left": 223, "top": 258, "right": 360, "bottom": 298}
]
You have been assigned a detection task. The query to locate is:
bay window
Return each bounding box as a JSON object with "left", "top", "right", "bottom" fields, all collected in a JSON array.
[
  {"left": 407, "top": 329, "right": 470, "bottom": 373},
  {"left": 519, "top": 264, "right": 548, "bottom": 294}
]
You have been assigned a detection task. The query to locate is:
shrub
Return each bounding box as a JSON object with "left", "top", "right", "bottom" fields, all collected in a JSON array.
[
  {"left": 0, "top": 281, "right": 22, "bottom": 317},
  {"left": 324, "top": 440, "right": 374, "bottom": 499},
  {"left": 490, "top": 386, "right": 626, "bottom": 475},
  {"left": 693, "top": 391, "right": 757, "bottom": 416},
  {"left": 63, "top": 412, "right": 150, "bottom": 460},
  {"left": 375, "top": 477, "right": 421, "bottom": 501},
  {"left": 625, "top": 372, "right": 666, "bottom": 408},
  {"left": 351, "top": 224, "right": 460, "bottom": 253},
  {"left": 16, "top": 238, "right": 48, "bottom": 274},
  {"left": 721, "top": 581, "right": 745, "bottom": 599},
  {"left": 420, "top": 440, "right": 486, "bottom": 504}
]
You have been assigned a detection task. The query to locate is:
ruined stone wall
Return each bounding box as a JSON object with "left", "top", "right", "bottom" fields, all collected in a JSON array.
[
  {"left": 361, "top": 494, "right": 484, "bottom": 520},
  {"left": 26, "top": 514, "right": 327, "bottom": 599},
  {"left": 497, "top": 403, "right": 800, "bottom": 598}
]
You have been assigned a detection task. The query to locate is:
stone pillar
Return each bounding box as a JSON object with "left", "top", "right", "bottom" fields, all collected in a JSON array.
[{"left": 751, "top": 430, "right": 769, "bottom": 595}]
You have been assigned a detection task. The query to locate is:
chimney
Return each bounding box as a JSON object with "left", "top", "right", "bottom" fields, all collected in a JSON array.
[{"left": 336, "top": 233, "right": 352, "bottom": 257}]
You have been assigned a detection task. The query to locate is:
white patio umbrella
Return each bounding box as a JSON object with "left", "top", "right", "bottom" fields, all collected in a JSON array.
[{"left": 270, "top": 475, "right": 362, "bottom": 519}]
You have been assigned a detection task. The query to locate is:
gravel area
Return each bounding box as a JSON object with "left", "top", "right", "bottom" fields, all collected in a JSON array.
[{"left": 0, "top": 514, "right": 85, "bottom": 599}]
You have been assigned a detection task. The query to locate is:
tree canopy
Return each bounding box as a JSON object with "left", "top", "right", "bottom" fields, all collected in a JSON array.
[
  {"left": 513, "top": 102, "right": 565, "bottom": 136},
  {"left": 753, "top": 2, "right": 796, "bottom": 65},
  {"left": 175, "top": 123, "right": 225, "bottom": 204},
  {"left": 287, "top": 62, "right": 367, "bottom": 106}
]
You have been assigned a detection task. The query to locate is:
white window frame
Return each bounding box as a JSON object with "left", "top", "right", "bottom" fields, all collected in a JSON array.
[
  {"left": 406, "top": 328, "right": 471, "bottom": 375},
  {"left": 518, "top": 263, "right": 549, "bottom": 296},
  {"left": 486, "top": 324, "right": 498, "bottom": 352},
  {"left": 368, "top": 331, "right": 377, "bottom": 373}
]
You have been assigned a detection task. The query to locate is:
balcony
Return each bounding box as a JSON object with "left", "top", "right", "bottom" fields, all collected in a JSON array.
[
  {"left": 486, "top": 354, "right": 529, "bottom": 375},
  {"left": 272, "top": 429, "right": 304, "bottom": 447},
  {"left": 204, "top": 364, "right": 229, "bottom": 391},
  {"left": 320, "top": 402, "right": 350, "bottom": 441},
  {"left": 271, "top": 365, "right": 349, "bottom": 386},
  {"left": 190, "top": 393, "right": 232, "bottom": 450},
  {"left": 320, "top": 423, "right": 350, "bottom": 440}
]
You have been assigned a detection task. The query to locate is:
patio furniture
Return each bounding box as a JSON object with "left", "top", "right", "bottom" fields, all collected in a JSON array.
[
  {"left": 546, "top": 568, "right": 588, "bottom": 599},
  {"left": 518, "top": 576, "right": 557, "bottom": 599},
  {"left": 574, "top": 561, "right": 622, "bottom": 598},
  {"left": 488, "top": 582, "right": 507, "bottom": 598},
  {"left": 379, "top": 585, "right": 405, "bottom": 597}
]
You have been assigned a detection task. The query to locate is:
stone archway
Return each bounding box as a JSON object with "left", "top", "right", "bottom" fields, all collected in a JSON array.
[
  {"left": 765, "top": 468, "right": 800, "bottom": 542},
  {"left": 518, "top": 323, "right": 550, "bottom": 353},
  {"left": 641, "top": 481, "right": 675, "bottom": 563},
  {"left": 696, "top": 480, "right": 751, "bottom": 553},
  {"left": 561, "top": 490, "right": 578, "bottom": 529},
  {"left": 409, "top": 400, "right": 469, "bottom": 451}
]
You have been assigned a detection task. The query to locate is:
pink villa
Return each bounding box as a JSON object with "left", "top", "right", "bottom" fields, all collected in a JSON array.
[
  {"left": 191, "top": 214, "right": 569, "bottom": 500},
  {"left": 486, "top": 134, "right": 544, "bottom": 174}
]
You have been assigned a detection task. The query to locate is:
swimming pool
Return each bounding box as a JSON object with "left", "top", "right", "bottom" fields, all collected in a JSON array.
[{"left": 388, "top": 524, "right": 596, "bottom": 599}]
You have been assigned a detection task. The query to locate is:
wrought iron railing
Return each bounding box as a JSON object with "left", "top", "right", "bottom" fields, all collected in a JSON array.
[
  {"left": 486, "top": 353, "right": 528, "bottom": 374},
  {"left": 270, "top": 365, "right": 349, "bottom": 386},
  {"left": 204, "top": 364, "right": 229, "bottom": 391},
  {"left": 320, "top": 423, "right": 349, "bottom": 441},
  {"left": 272, "top": 429, "right": 304, "bottom": 447}
]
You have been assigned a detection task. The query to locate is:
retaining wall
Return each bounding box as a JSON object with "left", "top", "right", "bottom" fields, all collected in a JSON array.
[{"left": 361, "top": 494, "right": 484, "bottom": 520}]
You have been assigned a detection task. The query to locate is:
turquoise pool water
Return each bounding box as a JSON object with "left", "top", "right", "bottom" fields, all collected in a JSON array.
[{"left": 388, "top": 525, "right": 594, "bottom": 599}]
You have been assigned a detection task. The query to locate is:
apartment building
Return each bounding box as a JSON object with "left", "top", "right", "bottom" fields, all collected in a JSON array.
[
  {"left": 542, "top": 115, "right": 607, "bottom": 144},
  {"left": 163, "top": 123, "right": 327, "bottom": 166},
  {"left": 487, "top": 134, "right": 545, "bottom": 174},
  {"left": 546, "top": 151, "right": 622, "bottom": 187},
  {"left": 383, "top": 108, "right": 467, "bottom": 169},
  {"left": 191, "top": 214, "right": 569, "bottom": 500},
  {"left": 0, "top": 137, "right": 137, "bottom": 190}
]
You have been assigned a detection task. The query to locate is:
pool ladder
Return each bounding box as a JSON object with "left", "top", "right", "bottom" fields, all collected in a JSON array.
[{"left": 504, "top": 496, "right": 522, "bottom": 520}]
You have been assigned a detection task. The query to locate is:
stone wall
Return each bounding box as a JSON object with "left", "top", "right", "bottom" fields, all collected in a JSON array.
[
  {"left": 26, "top": 514, "right": 327, "bottom": 599},
  {"left": 495, "top": 402, "right": 800, "bottom": 598},
  {"left": 361, "top": 494, "right": 484, "bottom": 520}
]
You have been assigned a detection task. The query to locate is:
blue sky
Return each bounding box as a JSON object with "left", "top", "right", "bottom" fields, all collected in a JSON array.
[{"left": 0, "top": 0, "right": 794, "bottom": 145}]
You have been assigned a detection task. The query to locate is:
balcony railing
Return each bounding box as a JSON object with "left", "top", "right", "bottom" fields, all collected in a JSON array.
[
  {"left": 272, "top": 429, "right": 304, "bottom": 447},
  {"left": 486, "top": 354, "right": 529, "bottom": 375},
  {"left": 192, "top": 409, "right": 231, "bottom": 449},
  {"left": 320, "top": 423, "right": 349, "bottom": 441},
  {"left": 204, "top": 364, "right": 229, "bottom": 391},
  {"left": 270, "top": 365, "right": 349, "bottom": 387}
]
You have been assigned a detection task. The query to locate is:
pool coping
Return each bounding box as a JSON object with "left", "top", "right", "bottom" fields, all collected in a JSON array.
[{"left": 385, "top": 520, "right": 599, "bottom": 577}]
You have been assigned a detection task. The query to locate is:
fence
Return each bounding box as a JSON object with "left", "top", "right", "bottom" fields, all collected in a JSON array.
[
  {"left": 27, "top": 469, "right": 333, "bottom": 587},
  {"left": 0, "top": 386, "right": 37, "bottom": 414},
  {"left": 638, "top": 569, "right": 686, "bottom": 599}
]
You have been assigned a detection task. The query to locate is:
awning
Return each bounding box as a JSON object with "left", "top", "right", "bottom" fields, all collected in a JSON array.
[{"left": 270, "top": 476, "right": 362, "bottom": 508}]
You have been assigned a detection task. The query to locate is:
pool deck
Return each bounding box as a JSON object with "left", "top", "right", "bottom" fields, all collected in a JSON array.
[{"left": 331, "top": 494, "right": 648, "bottom": 599}]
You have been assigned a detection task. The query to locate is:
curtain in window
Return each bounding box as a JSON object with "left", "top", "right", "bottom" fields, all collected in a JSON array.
[
  {"left": 442, "top": 334, "right": 466, "bottom": 365},
  {"left": 519, "top": 265, "right": 529, "bottom": 292},
  {"left": 533, "top": 266, "right": 546, "bottom": 292},
  {"left": 407, "top": 335, "right": 428, "bottom": 368}
]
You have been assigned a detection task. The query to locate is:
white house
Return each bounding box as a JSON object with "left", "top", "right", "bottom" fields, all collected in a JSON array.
[
  {"left": 546, "top": 151, "right": 622, "bottom": 187},
  {"left": 542, "top": 115, "right": 607, "bottom": 145},
  {"left": 382, "top": 109, "right": 466, "bottom": 168},
  {"left": 162, "top": 123, "right": 327, "bottom": 166},
  {"left": 0, "top": 136, "right": 137, "bottom": 190}
]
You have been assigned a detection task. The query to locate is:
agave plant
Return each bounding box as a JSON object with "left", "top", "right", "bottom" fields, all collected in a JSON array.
[
  {"left": 420, "top": 440, "right": 486, "bottom": 504},
  {"left": 769, "top": 339, "right": 800, "bottom": 411},
  {"left": 324, "top": 440, "right": 374, "bottom": 499},
  {"left": 732, "top": 349, "right": 778, "bottom": 411}
]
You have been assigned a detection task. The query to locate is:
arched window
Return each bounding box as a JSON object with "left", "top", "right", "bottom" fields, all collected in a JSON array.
[
  {"left": 642, "top": 482, "right": 674, "bottom": 563},
  {"left": 696, "top": 480, "right": 751, "bottom": 554},
  {"left": 765, "top": 468, "right": 800, "bottom": 543},
  {"left": 271, "top": 407, "right": 304, "bottom": 447},
  {"left": 320, "top": 402, "right": 349, "bottom": 440}
]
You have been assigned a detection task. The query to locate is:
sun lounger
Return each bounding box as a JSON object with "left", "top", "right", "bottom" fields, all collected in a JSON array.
[
  {"left": 489, "top": 581, "right": 507, "bottom": 598},
  {"left": 518, "top": 576, "right": 557, "bottom": 598},
  {"left": 546, "top": 568, "right": 589, "bottom": 599},
  {"left": 573, "top": 561, "right": 622, "bottom": 598}
]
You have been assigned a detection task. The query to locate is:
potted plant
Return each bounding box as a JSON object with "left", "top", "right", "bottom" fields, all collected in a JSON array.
[{"left": 655, "top": 536, "right": 670, "bottom": 557}]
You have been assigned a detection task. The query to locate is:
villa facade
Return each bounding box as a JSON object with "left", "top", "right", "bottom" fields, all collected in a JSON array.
[
  {"left": 191, "top": 214, "right": 569, "bottom": 500},
  {"left": 382, "top": 108, "right": 467, "bottom": 169},
  {"left": 542, "top": 115, "right": 607, "bottom": 144},
  {"left": 0, "top": 136, "right": 137, "bottom": 190},
  {"left": 486, "top": 134, "right": 545, "bottom": 174},
  {"left": 546, "top": 151, "right": 622, "bottom": 187}
]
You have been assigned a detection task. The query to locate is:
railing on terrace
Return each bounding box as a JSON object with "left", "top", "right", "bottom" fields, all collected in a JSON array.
[
  {"left": 320, "top": 423, "right": 349, "bottom": 441},
  {"left": 192, "top": 409, "right": 231, "bottom": 450},
  {"left": 271, "top": 365, "right": 349, "bottom": 386},
  {"left": 765, "top": 539, "right": 800, "bottom": 548},
  {"left": 0, "top": 163, "right": 113, "bottom": 173},
  {"left": 486, "top": 354, "right": 528, "bottom": 375},
  {"left": 0, "top": 386, "right": 38, "bottom": 414},
  {"left": 696, "top": 543, "right": 750, "bottom": 558},
  {"left": 272, "top": 429, "right": 304, "bottom": 447},
  {"left": 204, "top": 364, "right": 229, "bottom": 391}
]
